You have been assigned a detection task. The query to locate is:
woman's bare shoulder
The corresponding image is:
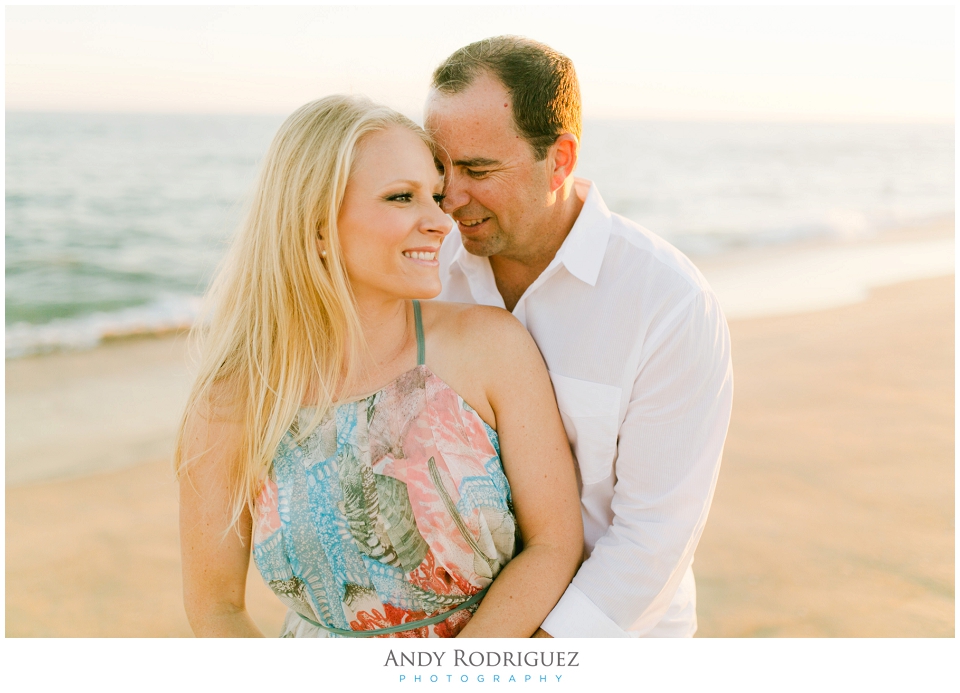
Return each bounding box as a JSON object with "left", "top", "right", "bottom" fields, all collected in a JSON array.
[
  {"left": 424, "top": 300, "right": 531, "bottom": 346},
  {"left": 179, "top": 376, "right": 246, "bottom": 472},
  {"left": 422, "top": 300, "right": 542, "bottom": 370}
]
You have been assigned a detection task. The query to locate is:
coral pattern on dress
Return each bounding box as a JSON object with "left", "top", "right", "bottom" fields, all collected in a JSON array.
[{"left": 253, "top": 364, "right": 518, "bottom": 638}]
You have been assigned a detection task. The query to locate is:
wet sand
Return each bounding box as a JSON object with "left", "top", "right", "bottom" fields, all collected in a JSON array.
[{"left": 5, "top": 275, "right": 954, "bottom": 637}]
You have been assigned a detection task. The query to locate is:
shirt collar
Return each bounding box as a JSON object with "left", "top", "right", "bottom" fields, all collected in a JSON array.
[
  {"left": 450, "top": 178, "right": 612, "bottom": 289},
  {"left": 554, "top": 179, "right": 611, "bottom": 287}
]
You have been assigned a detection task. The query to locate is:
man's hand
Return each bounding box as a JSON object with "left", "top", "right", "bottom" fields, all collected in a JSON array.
[{"left": 532, "top": 628, "right": 553, "bottom": 638}]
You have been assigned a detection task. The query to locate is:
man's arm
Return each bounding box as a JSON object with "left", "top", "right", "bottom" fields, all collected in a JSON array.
[{"left": 540, "top": 289, "right": 733, "bottom": 637}]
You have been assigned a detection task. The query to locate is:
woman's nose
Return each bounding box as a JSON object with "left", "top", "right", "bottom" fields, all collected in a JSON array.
[{"left": 423, "top": 199, "right": 453, "bottom": 237}]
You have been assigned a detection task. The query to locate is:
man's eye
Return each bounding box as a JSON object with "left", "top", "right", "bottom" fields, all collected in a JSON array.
[
  {"left": 466, "top": 169, "right": 490, "bottom": 179},
  {"left": 387, "top": 192, "right": 413, "bottom": 202},
  {"left": 433, "top": 194, "right": 446, "bottom": 206}
]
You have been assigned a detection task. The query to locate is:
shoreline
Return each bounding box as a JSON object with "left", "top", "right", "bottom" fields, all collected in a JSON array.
[
  {"left": 6, "top": 273, "right": 954, "bottom": 636},
  {"left": 5, "top": 215, "right": 953, "bottom": 362},
  {"left": 695, "top": 217, "right": 954, "bottom": 320}
]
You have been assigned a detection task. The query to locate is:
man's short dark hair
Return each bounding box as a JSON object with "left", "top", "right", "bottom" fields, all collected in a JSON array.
[{"left": 431, "top": 36, "right": 582, "bottom": 161}]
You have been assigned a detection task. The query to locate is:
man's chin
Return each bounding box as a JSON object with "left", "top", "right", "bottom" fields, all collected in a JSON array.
[
  {"left": 460, "top": 238, "right": 499, "bottom": 257},
  {"left": 459, "top": 230, "right": 504, "bottom": 258}
]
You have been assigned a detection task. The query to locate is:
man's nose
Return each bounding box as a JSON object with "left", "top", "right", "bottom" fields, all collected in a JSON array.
[{"left": 440, "top": 170, "right": 470, "bottom": 214}]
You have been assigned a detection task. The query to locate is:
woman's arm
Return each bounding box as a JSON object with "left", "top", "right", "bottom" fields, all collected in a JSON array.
[
  {"left": 453, "top": 309, "right": 583, "bottom": 638},
  {"left": 179, "top": 396, "right": 264, "bottom": 637}
]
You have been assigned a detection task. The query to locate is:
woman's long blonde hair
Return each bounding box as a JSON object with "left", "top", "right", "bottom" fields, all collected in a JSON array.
[{"left": 174, "top": 95, "right": 433, "bottom": 532}]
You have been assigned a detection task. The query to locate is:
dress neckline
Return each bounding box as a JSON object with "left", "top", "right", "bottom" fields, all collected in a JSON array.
[
  {"left": 317, "top": 363, "right": 430, "bottom": 407},
  {"left": 300, "top": 363, "right": 497, "bottom": 438}
]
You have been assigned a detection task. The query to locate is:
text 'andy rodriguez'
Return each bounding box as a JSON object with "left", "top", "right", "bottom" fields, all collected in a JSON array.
[{"left": 384, "top": 651, "right": 580, "bottom": 667}]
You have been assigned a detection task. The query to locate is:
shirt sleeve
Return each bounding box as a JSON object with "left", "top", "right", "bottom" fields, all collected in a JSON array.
[{"left": 540, "top": 289, "right": 734, "bottom": 637}]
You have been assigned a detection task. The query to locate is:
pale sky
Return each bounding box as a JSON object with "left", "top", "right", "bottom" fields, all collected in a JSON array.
[{"left": 5, "top": 4, "right": 955, "bottom": 122}]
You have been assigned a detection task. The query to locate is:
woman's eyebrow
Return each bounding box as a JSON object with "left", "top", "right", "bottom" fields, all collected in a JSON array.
[
  {"left": 453, "top": 157, "right": 499, "bottom": 168},
  {"left": 381, "top": 179, "right": 427, "bottom": 189}
]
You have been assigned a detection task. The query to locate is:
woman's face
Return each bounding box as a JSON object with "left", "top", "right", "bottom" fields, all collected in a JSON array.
[{"left": 337, "top": 125, "right": 451, "bottom": 304}]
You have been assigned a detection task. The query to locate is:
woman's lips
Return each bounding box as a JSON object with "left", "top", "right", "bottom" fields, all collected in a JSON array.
[{"left": 402, "top": 247, "right": 440, "bottom": 265}]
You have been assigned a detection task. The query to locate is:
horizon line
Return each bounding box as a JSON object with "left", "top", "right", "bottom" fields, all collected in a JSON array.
[{"left": 5, "top": 109, "right": 954, "bottom": 127}]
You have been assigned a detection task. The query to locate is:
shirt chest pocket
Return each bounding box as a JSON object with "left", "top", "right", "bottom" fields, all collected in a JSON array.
[{"left": 548, "top": 372, "right": 622, "bottom": 486}]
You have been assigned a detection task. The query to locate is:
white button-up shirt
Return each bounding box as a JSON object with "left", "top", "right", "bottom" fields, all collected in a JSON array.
[{"left": 437, "top": 179, "right": 733, "bottom": 637}]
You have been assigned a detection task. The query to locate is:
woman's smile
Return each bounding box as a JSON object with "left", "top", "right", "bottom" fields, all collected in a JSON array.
[{"left": 402, "top": 246, "right": 441, "bottom": 265}]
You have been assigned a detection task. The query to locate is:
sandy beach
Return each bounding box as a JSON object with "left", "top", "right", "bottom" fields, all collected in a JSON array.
[
  {"left": 5, "top": 265, "right": 954, "bottom": 637},
  {"left": 695, "top": 273, "right": 954, "bottom": 637}
]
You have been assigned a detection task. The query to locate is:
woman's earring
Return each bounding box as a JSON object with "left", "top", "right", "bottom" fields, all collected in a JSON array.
[{"left": 320, "top": 248, "right": 328, "bottom": 258}]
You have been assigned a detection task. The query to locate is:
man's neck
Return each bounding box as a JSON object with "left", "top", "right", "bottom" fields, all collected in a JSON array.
[{"left": 490, "top": 178, "right": 586, "bottom": 313}]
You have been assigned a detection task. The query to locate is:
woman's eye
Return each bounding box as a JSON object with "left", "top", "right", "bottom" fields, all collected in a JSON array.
[
  {"left": 433, "top": 194, "right": 446, "bottom": 206},
  {"left": 387, "top": 192, "right": 413, "bottom": 202}
]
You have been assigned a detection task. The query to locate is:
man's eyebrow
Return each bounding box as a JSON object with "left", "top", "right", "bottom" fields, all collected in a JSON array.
[{"left": 453, "top": 157, "right": 500, "bottom": 168}]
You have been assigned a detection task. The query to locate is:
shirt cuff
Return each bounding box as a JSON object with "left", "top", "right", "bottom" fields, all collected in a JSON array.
[{"left": 540, "top": 583, "right": 631, "bottom": 638}]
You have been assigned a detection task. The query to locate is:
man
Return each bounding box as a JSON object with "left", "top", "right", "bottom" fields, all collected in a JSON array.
[{"left": 424, "top": 36, "right": 734, "bottom": 637}]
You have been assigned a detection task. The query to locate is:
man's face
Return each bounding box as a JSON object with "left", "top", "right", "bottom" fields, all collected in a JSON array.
[{"left": 424, "top": 72, "right": 552, "bottom": 260}]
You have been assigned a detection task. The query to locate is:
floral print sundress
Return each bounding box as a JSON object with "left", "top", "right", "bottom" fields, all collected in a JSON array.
[{"left": 253, "top": 301, "right": 518, "bottom": 637}]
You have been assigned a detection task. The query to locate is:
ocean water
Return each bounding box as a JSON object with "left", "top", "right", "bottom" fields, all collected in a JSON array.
[
  {"left": 5, "top": 113, "right": 954, "bottom": 357},
  {"left": 578, "top": 121, "right": 954, "bottom": 254}
]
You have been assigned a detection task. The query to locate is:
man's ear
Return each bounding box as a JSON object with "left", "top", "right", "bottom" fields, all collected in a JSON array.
[{"left": 548, "top": 133, "right": 579, "bottom": 192}]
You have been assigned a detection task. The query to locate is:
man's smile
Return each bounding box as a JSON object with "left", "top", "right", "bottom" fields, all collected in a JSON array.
[{"left": 457, "top": 217, "right": 491, "bottom": 230}]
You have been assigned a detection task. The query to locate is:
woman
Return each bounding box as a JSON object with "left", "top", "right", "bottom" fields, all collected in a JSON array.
[{"left": 176, "top": 95, "right": 582, "bottom": 637}]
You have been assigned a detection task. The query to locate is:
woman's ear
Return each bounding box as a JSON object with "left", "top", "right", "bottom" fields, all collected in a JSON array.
[{"left": 316, "top": 236, "right": 328, "bottom": 259}]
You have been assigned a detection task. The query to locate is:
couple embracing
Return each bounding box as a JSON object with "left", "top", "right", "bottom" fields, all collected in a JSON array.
[{"left": 177, "top": 36, "right": 733, "bottom": 639}]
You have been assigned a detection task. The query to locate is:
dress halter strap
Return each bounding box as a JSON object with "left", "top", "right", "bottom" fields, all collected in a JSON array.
[{"left": 413, "top": 300, "right": 425, "bottom": 366}]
